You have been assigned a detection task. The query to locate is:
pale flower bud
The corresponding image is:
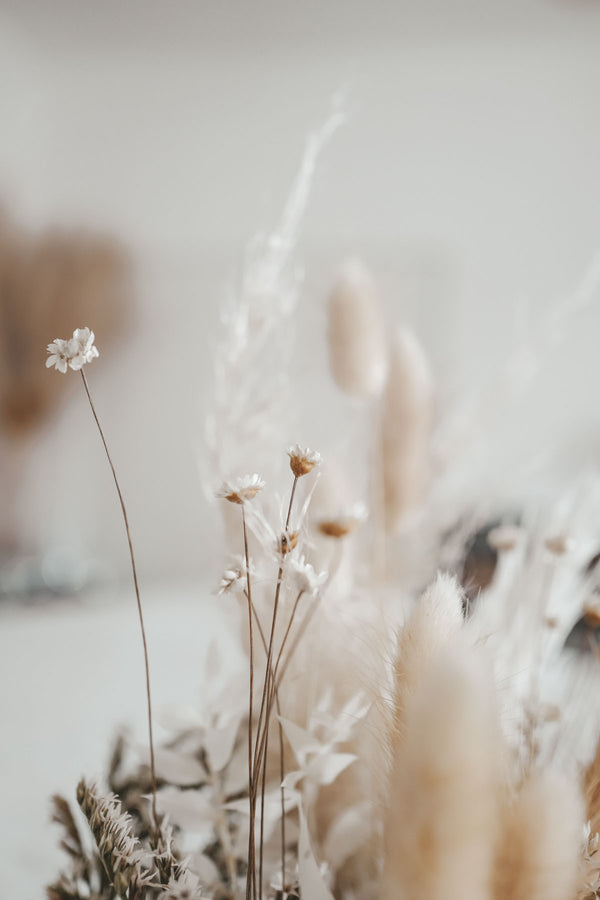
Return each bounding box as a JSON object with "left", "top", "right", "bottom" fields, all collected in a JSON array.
[{"left": 327, "top": 259, "right": 387, "bottom": 398}]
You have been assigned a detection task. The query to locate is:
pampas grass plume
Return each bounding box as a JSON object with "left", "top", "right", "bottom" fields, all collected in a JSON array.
[
  {"left": 382, "top": 644, "right": 501, "bottom": 900},
  {"left": 327, "top": 258, "right": 387, "bottom": 398},
  {"left": 493, "top": 771, "right": 583, "bottom": 900},
  {"left": 381, "top": 326, "right": 434, "bottom": 533}
]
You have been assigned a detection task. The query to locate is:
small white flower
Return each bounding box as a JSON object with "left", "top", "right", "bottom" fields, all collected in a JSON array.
[
  {"left": 45, "top": 338, "right": 71, "bottom": 373},
  {"left": 216, "top": 556, "right": 252, "bottom": 595},
  {"left": 216, "top": 473, "right": 265, "bottom": 504},
  {"left": 70, "top": 327, "right": 100, "bottom": 370},
  {"left": 289, "top": 555, "right": 327, "bottom": 597},
  {"left": 46, "top": 327, "right": 99, "bottom": 373},
  {"left": 287, "top": 444, "right": 322, "bottom": 477}
]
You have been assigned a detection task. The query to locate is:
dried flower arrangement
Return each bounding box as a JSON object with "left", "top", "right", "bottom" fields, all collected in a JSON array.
[{"left": 44, "top": 117, "right": 600, "bottom": 900}]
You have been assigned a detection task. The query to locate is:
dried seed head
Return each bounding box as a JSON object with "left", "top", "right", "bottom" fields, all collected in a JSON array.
[
  {"left": 216, "top": 473, "right": 265, "bottom": 504},
  {"left": 327, "top": 258, "right": 387, "bottom": 398},
  {"left": 381, "top": 327, "right": 434, "bottom": 533},
  {"left": 487, "top": 525, "right": 524, "bottom": 552},
  {"left": 545, "top": 534, "right": 573, "bottom": 556},
  {"left": 287, "top": 444, "right": 321, "bottom": 478},
  {"left": 584, "top": 598, "right": 600, "bottom": 628},
  {"left": 317, "top": 503, "right": 368, "bottom": 539},
  {"left": 279, "top": 530, "right": 299, "bottom": 555},
  {"left": 76, "top": 779, "right": 141, "bottom": 882}
]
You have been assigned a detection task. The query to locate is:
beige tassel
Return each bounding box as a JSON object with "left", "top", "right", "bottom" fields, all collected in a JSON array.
[
  {"left": 327, "top": 259, "right": 387, "bottom": 398},
  {"left": 382, "top": 645, "right": 501, "bottom": 900},
  {"left": 584, "top": 736, "right": 600, "bottom": 837},
  {"left": 381, "top": 326, "right": 434, "bottom": 534},
  {"left": 391, "top": 573, "right": 464, "bottom": 741},
  {"left": 493, "top": 771, "right": 583, "bottom": 900}
]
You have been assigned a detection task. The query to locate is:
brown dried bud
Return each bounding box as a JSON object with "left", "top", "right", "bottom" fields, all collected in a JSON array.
[
  {"left": 279, "top": 531, "right": 299, "bottom": 554},
  {"left": 287, "top": 444, "right": 321, "bottom": 478}
]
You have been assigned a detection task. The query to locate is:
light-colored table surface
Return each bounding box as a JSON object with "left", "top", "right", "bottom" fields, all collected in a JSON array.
[{"left": 0, "top": 584, "right": 240, "bottom": 898}]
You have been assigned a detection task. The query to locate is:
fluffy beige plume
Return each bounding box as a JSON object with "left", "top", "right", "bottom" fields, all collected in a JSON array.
[
  {"left": 584, "top": 737, "right": 600, "bottom": 837},
  {"left": 381, "top": 326, "right": 434, "bottom": 534},
  {"left": 493, "top": 771, "right": 583, "bottom": 900},
  {"left": 390, "top": 573, "right": 464, "bottom": 741},
  {"left": 382, "top": 644, "right": 501, "bottom": 900},
  {"left": 327, "top": 259, "right": 387, "bottom": 398}
]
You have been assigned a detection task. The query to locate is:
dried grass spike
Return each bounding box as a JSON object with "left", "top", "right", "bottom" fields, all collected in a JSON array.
[
  {"left": 327, "top": 258, "right": 387, "bottom": 398},
  {"left": 493, "top": 771, "right": 583, "bottom": 900},
  {"left": 382, "top": 647, "right": 501, "bottom": 900},
  {"left": 381, "top": 326, "right": 434, "bottom": 533},
  {"left": 391, "top": 572, "right": 464, "bottom": 738}
]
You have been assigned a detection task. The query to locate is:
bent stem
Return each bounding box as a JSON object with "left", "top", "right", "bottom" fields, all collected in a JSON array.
[
  {"left": 241, "top": 505, "right": 257, "bottom": 900},
  {"left": 253, "top": 475, "right": 299, "bottom": 900},
  {"left": 251, "top": 601, "right": 287, "bottom": 898},
  {"left": 79, "top": 369, "right": 159, "bottom": 836}
]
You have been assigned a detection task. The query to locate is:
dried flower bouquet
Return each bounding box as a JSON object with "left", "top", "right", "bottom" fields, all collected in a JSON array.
[{"left": 45, "top": 117, "right": 600, "bottom": 900}]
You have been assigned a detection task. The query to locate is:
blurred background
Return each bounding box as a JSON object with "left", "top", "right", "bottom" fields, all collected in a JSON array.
[{"left": 2, "top": 0, "right": 600, "bottom": 892}]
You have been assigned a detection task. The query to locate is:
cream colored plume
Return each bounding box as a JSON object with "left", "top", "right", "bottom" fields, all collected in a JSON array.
[
  {"left": 382, "top": 326, "right": 434, "bottom": 533},
  {"left": 493, "top": 771, "right": 583, "bottom": 900},
  {"left": 391, "top": 572, "right": 464, "bottom": 741},
  {"left": 382, "top": 644, "right": 501, "bottom": 900},
  {"left": 327, "top": 259, "right": 387, "bottom": 398}
]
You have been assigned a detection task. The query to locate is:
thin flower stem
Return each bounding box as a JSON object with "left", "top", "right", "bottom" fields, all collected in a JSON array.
[
  {"left": 252, "top": 475, "right": 299, "bottom": 779},
  {"left": 252, "top": 475, "right": 298, "bottom": 900},
  {"left": 241, "top": 505, "right": 257, "bottom": 900},
  {"left": 250, "top": 601, "right": 287, "bottom": 900},
  {"left": 253, "top": 589, "right": 304, "bottom": 785},
  {"left": 79, "top": 369, "right": 159, "bottom": 837},
  {"left": 257, "top": 589, "right": 303, "bottom": 899}
]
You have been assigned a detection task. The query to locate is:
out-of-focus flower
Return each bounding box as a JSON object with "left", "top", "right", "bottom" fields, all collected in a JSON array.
[
  {"left": 487, "top": 525, "right": 525, "bottom": 552},
  {"left": 317, "top": 503, "right": 368, "bottom": 539},
  {"left": 287, "top": 445, "right": 321, "bottom": 478},
  {"left": 289, "top": 555, "right": 327, "bottom": 597},
  {"left": 216, "top": 557, "right": 253, "bottom": 595},
  {"left": 46, "top": 327, "right": 99, "bottom": 373},
  {"left": 162, "top": 869, "right": 204, "bottom": 899},
  {"left": 545, "top": 533, "right": 574, "bottom": 556},
  {"left": 216, "top": 474, "right": 265, "bottom": 504}
]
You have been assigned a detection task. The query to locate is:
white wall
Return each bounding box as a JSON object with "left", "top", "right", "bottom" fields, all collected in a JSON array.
[{"left": 2, "top": 0, "right": 600, "bottom": 581}]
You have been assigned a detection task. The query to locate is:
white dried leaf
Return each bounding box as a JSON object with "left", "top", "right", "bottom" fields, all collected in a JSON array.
[
  {"left": 323, "top": 803, "right": 372, "bottom": 872},
  {"left": 188, "top": 851, "right": 222, "bottom": 887},
  {"left": 204, "top": 717, "right": 241, "bottom": 773},
  {"left": 298, "top": 805, "right": 334, "bottom": 900},
  {"left": 156, "top": 786, "right": 215, "bottom": 837},
  {"left": 153, "top": 748, "right": 206, "bottom": 786},
  {"left": 306, "top": 751, "right": 357, "bottom": 786},
  {"left": 279, "top": 717, "right": 322, "bottom": 764}
]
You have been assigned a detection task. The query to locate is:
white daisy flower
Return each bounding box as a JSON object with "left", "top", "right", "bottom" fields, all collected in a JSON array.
[
  {"left": 46, "top": 327, "right": 99, "bottom": 373},
  {"left": 216, "top": 473, "right": 265, "bottom": 504},
  {"left": 287, "top": 444, "right": 322, "bottom": 477}
]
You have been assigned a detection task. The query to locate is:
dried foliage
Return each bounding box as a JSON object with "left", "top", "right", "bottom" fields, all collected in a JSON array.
[
  {"left": 45, "top": 117, "right": 600, "bottom": 900},
  {"left": 0, "top": 208, "right": 130, "bottom": 436}
]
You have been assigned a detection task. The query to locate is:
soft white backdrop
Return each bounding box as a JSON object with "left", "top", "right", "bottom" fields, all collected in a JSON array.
[
  {"left": 2, "top": 0, "right": 600, "bottom": 582},
  {"left": 2, "top": 3, "right": 600, "bottom": 893}
]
